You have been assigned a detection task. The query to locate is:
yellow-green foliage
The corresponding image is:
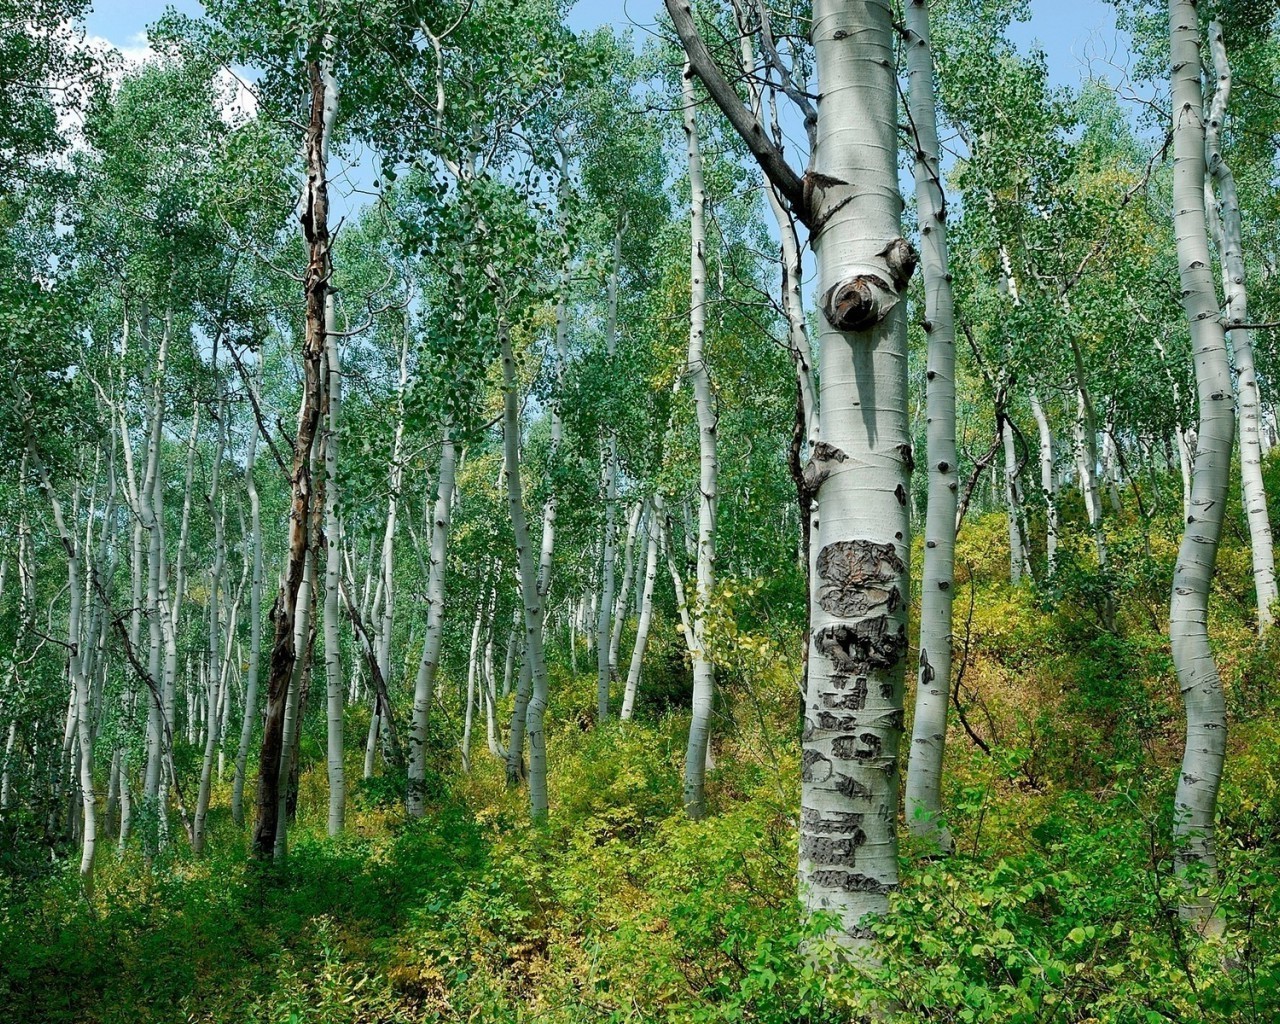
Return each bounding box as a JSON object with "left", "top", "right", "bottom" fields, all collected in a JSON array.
[{"left": 3, "top": 493, "right": 1280, "bottom": 1023}]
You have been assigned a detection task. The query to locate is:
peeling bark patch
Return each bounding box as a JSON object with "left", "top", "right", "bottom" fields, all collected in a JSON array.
[
  {"left": 814, "top": 619, "right": 908, "bottom": 675},
  {"left": 816, "top": 540, "right": 906, "bottom": 617},
  {"left": 802, "top": 442, "right": 848, "bottom": 496},
  {"left": 817, "top": 712, "right": 858, "bottom": 730},
  {"left": 802, "top": 749, "right": 833, "bottom": 782},
  {"left": 835, "top": 773, "right": 873, "bottom": 800}
]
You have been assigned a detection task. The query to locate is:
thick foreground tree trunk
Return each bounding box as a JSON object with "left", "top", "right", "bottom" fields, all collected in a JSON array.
[{"left": 1167, "top": 0, "right": 1233, "bottom": 931}]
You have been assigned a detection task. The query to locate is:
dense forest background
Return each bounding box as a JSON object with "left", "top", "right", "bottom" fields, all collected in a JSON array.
[{"left": 1, "top": 1, "right": 1279, "bottom": 1021}]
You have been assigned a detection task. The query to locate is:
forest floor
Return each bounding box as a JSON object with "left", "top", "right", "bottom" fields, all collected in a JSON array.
[{"left": 2, "top": 508, "right": 1280, "bottom": 1024}]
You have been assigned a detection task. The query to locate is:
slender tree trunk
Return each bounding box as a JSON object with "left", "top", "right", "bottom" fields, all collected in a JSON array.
[
  {"left": 323, "top": 296, "right": 345, "bottom": 835},
  {"left": 622, "top": 497, "right": 662, "bottom": 721},
  {"left": 232, "top": 380, "right": 264, "bottom": 827},
  {"left": 500, "top": 328, "right": 551, "bottom": 819},
  {"left": 407, "top": 432, "right": 457, "bottom": 816},
  {"left": 33, "top": 450, "right": 96, "bottom": 896},
  {"left": 1167, "top": 0, "right": 1233, "bottom": 931},
  {"left": 1205, "top": 19, "right": 1277, "bottom": 632},
  {"left": 596, "top": 229, "right": 623, "bottom": 721},
  {"left": 1030, "top": 391, "right": 1057, "bottom": 572},
  {"left": 253, "top": 49, "right": 335, "bottom": 860},
  {"left": 679, "top": 66, "right": 717, "bottom": 821},
  {"left": 608, "top": 500, "right": 643, "bottom": 681},
  {"left": 903, "top": 0, "right": 958, "bottom": 854}
]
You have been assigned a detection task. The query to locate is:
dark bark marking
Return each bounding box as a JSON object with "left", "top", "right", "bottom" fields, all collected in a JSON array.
[
  {"left": 835, "top": 773, "right": 873, "bottom": 800},
  {"left": 814, "top": 619, "right": 908, "bottom": 675},
  {"left": 816, "top": 540, "right": 906, "bottom": 618},
  {"left": 802, "top": 749, "right": 833, "bottom": 782}
]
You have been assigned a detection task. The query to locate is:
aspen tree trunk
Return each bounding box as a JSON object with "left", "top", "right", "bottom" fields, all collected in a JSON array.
[
  {"left": 507, "top": 237, "right": 570, "bottom": 781},
  {"left": 1002, "top": 420, "right": 1031, "bottom": 583},
  {"left": 193, "top": 400, "right": 228, "bottom": 855},
  {"left": 253, "top": 48, "right": 335, "bottom": 860},
  {"left": 1030, "top": 391, "right": 1057, "bottom": 572},
  {"left": 622, "top": 497, "right": 662, "bottom": 721},
  {"left": 323, "top": 296, "right": 345, "bottom": 835},
  {"left": 33, "top": 451, "right": 96, "bottom": 895},
  {"left": 500, "top": 328, "right": 551, "bottom": 819},
  {"left": 679, "top": 66, "right": 717, "bottom": 821},
  {"left": 797, "top": 0, "right": 915, "bottom": 945},
  {"left": 461, "top": 592, "right": 485, "bottom": 775},
  {"left": 1167, "top": 0, "right": 1233, "bottom": 930},
  {"left": 608, "top": 500, "right": 643, "bottom": 680},
  {"left": 407, "top": 432, "right": 456, "bottom": 817},
  {"left": 903, "top": 0, "right": 958, "bottom": 853},
  {"left": 1205, "top": 19, "right": 1277, "bottom": 632},
  {"left": 596, "top": 229, "right": 624, "bottom": 720},
  {"left": 232, "top": 386, "right": 264, "bottom": 826}
]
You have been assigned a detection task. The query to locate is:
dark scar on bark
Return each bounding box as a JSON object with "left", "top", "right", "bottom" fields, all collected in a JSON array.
[
  {"left": 821, "top": 677, "right": 868, "bottom": 710},
  {"left": 807, "top": 870, "right": 892, "bottom": 895},
  {"left": 800, "top": 834, "right": 864, "bottom": 866},
  {"left": 802, "top": 808, "right": 865, "bottom": 833},
  {"left": 814, "top": 619, "right": 908, "bottom": 675},
  {"left": 801, "top": 442, "right": 848, "bottom": 497},
  {"left": 802, "top": 749, "right": 833, "bottom": 782},
  {"left": 835, "top": 773, "right": 873, "bottom": 800},
  {"left": 816, "top": 540, "right": 906, "bottom": 618}
]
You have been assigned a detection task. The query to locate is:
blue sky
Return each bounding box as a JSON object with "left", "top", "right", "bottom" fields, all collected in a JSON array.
[{"left": 89, "top": 0, "right": 1128, "bottom": 92}]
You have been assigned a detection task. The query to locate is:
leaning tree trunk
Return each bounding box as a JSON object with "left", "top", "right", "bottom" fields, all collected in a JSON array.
[
  {"left": 679, "top": 66, "right": 717, "bottom": 821},
  {"left": 1205, "top": 18, "right": 1277, "bottom": 633},
  {"left": 1167, "top": 0, "right": 1234, "bottom": 931},
  {"left": 621, "top": 497, "right": 662, "bottom": 721},
  {"left": 252, "top": 49, "right": 335, "bottom": 860},
  {"left": 903, "top": 0, "right": 959, "bottom": 855}
]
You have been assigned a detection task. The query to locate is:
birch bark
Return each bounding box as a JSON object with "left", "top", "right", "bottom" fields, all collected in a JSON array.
[
  {"left": 903, "top": 0, "right": 959, "bottom": 853},
  {"left": 679, "top": 65, "right": 717, "bottom": 821},
  {"left": 1204, "top": 19, "right": 1277, "bottom": 633},
  {"left": 1167, "top": 0, "right": 1233, "bottom": 930}
]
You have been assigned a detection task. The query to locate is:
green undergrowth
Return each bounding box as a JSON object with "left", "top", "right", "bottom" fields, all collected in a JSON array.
[{"left": 4, "top": 498, "right": 1280, "bottom": 1023}]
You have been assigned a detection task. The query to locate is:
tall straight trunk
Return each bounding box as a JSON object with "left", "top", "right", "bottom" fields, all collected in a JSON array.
[
  {"left": 193, "top": 399, "right": 228, "bottom": 855},
  {"left": 596, "top": 229, "right": 623, "bottom": 721},
  {"left": 1167, "top": 0, "right": 1233, "bottom": 929},
  {"left": 253, "top": 48, "right": 335, "bottom": 860},
  {"left": 507, "top": 234, "right": 569, "bottom": 782},
  {"left": 232, "top": 383, "right": 265, "bottom": 826},
  {"left": 679, "top": 66, "right": 717, "bottom": 821},
  {"left": 903, "top": 0, "right": 959, "bottom": 853},
  {"left": 622, "top": 497, "right": 662, "bottom": 721},
  {"left": 407, "top": 432, "right": 457, "bottom": 816},
  {"left": 460, "top": 591, "right": 485, "bottom": 775},
  {"left": 1205, "top": 19, "right": 1277, "bottom": 632},
  {"left": 1030, "top": 390, "right": 1058, "bottom": 572},
  {"left": 275, "top": 533, "right": 317, "bottom": 860},
  {"left": 33, "top": 451, "right": 96, "bottom": 895},
  {"left": 500, "top": 328, "right": 551, "bottom": 819},
  {"left": 323, "top": 296, "right": 345, "bottom": 835}
]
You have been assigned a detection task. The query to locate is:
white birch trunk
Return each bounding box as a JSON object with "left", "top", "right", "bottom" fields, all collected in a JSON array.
[
  {"left": 323, "top": 296, "right": 345, "bottom": 835},
  {"left": 1167, "top": 0, "right": 1233, "bottom": 930},
  {"left": 407, "top": 432, "right": 457, "bottom": 817},
  {"left": 903, "top": 0, "right": 958, "bottom": 852},
  {"left": 232, "top": 379, "right": 264, "bottom": 826},
  {"left": 1205, "top": 20, "right": 1278, "bottom": 632},
  {"left": 679, "top": 66, "right": 717, "bottom": 821},
  {"left": 622, "top": 497, "right": 662, "bottom": 721},
  {"left": 1030, "top": 390, "right": 1057, "bottom": 572},
  {"left": 800, "top": 0, "right": 914, "bottom": 946}
]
